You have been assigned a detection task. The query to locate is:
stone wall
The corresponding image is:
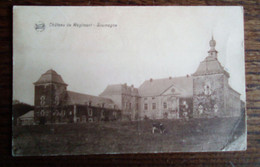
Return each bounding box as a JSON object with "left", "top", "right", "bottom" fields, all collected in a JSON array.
[{"left": 193, "top": 74, "right": 225, "bottom": 118}]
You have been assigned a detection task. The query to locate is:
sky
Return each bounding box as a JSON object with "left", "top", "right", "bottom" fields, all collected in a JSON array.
[{"left": 13, "top": 6, "right": 245, "bottom": 105}]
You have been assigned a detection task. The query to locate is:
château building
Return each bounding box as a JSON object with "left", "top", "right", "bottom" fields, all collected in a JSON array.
[{"left": 34, "top": 37, "right": 242, "bottom": 124}]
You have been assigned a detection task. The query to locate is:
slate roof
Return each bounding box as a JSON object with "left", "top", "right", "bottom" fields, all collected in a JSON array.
[
  {"left": 192, "top": 55, "right": 230, "bottom": 77},
  {"left": 66, "top": 91, "right": 116, "bottom": 109},
  {"left": 19, "top": 110, "right": 34, "bottom": 119},
  {"left": 100, "top": 84, "right": 139, "bottom": 97},
  {"left": 99, "top": 84, "right": 123, "bottom": 96},
  {"left": 138, "top": 76, "right": 193, "bottom": 97},
  {"left": 34, "top": 69, "right": 67, "bottom": 85}
]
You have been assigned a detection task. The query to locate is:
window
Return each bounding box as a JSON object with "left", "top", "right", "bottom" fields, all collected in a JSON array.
[
  {"left": 198, "top": 105, "right": 203, "bottom": 114},
  {"left": 55, "top": 95, "right": 59, "bottom": 105},
  {"left": 101, "top": 110, "right": 105, "bottom": 120},
  {"left": 88, "top": 118, "right": 93, "bottom": 122},
  {"left": 144, "top": 103, "right": 148, "bottom": 110},
  {"left": 163, "top": 102, "right": 167, "bottom": 109},
  {"left": 40, "top": 96, "right": 45, "bottom": 106},
  {"left": 89, "top": 101, "right": 92, "bottom": 106},
  {"left": 144, "top": 97, "right": 147, "bottom": 100},
  {"left": 152, "top": 97, "right": 155, "bottom": 100},
  {"left": 136, "top": 103, "right": 138, "bottom": 110},
  {"left": 113, "top": 111, "right": 117, "bottom": 117},
  {"left": 40, "top": 110, "right": 45, "bottom": 116},
  {"left": 129, "top": 103, "right": 132, "bottom": 109},
  {"left": 102, "top": 103, "right": 105, "bottom": 108},
  {"left": 214, "top": 104, "right": 218, "bottom": 112},
  {"left": 88, "top": 108, "right": 93, "bottom": 116},
  {"left": 152, "top": 103, "right": 156, "bottom": 110}
]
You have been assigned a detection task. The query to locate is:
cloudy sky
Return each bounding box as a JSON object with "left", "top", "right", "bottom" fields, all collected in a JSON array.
[{"left": 13, "top": 6, "right": 245, "bottom": 105}]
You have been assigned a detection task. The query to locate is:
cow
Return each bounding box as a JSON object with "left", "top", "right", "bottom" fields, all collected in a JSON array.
[{"left": 152, "top": 122, "right": 167, "bottom": 134}]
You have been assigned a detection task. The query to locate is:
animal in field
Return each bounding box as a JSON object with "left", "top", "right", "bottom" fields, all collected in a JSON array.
[{"left": 152, "top": 122, "right": 166, "bottom": 134}]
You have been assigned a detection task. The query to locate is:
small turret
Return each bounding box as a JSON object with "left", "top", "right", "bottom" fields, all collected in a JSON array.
[{"left": 208, "top": 36, "right": 218, "bottom": 59}]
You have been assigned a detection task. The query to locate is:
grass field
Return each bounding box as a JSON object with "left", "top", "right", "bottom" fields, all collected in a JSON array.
[{"left": 12, "top": 117, "right": 245, "bottom": 156}]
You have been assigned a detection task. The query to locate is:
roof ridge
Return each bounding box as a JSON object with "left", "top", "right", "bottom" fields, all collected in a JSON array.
[
  {"left": 144, "top": 76, "right": 189, "bottom": 82},
  {"left": 67, "top": 90, "right": 112, "bottom": 101}
]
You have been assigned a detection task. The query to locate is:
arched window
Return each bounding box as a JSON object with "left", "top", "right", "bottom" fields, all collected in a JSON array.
[
  {"left": 214, "top": 104, "right": 218, "bottom": 112},
  {"left": 198, "top": 105, "right": 203, "bottom": 114},
  {"left": 40, "top": 110, "right": 45, "bottom": 116},
  {"left": 40, "top": 96, "right": 45, "bottom": 106}
]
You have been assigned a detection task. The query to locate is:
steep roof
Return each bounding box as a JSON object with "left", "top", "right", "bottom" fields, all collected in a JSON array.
[
  {"left": 19, "top": 110, "right": 34, "bottom": 119},
  {"left": 99, "top": 84, "right": 139, "bottom": 97},
  {"left": 138, "top": 76, "right": 193, "bottom": 97},
  {"left": 99, "top": 84, "right": 123, "bottom": 96},
  {"left": 192, "top": 56, "right": 230, "bottom": 77},
  {"left": 66, "top": 91, "right": 116, "bottom": 109},
  {"left": 34, "top": 69, "right": 67, "bottom": 85}
]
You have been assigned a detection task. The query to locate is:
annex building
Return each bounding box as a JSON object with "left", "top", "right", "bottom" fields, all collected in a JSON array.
[{"left": 34, "top": 37, "right": 242, "bottom": 124}]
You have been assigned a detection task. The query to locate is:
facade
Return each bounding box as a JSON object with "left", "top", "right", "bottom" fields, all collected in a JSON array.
[
  {"left": 99, "top": 84, "right": 140, "bottom": 121},
  {"left": 33, "top": 37, "right": 241, "bottom": 124},
  {"left": 138, "top": 76, "right": 193, "bottom": 120}
]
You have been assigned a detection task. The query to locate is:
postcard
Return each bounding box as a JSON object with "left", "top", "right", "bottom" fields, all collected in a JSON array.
[{"left": 12, "top": 6, "right": 246, "bottom": 156}]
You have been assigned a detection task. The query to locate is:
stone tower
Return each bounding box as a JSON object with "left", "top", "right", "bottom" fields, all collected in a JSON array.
[
  {"left": 34, "top": 69, "right": 68, "bottom": 124},
  {"left": 192, "top": 37, "right": 231, "bottom": 118}
]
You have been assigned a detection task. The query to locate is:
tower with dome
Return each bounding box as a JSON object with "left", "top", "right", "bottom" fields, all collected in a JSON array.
[{"left": 192, "top": 37, "right": 241, "bottom": 118}]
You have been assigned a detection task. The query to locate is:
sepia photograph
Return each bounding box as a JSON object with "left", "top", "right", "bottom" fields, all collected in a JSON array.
[{"left": 12, "top": 6, "right": 246, "bottom": 156}]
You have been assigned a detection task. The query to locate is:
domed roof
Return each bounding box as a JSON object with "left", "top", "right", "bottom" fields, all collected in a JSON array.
[
  {"left": 34, "top": 69, "right": 67, "bottom": 85},
  {"left": 192, "top": 57, "right": 229, "bottom": 77},
  {"left": 192, "top": 37, "right": 229, "bottom": 77}
]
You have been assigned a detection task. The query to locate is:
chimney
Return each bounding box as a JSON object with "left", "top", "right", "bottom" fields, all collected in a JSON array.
[
  {"left": 150, "top": 78, "right": 153, "bottom": 82},
  {"left": 169, "top": 76, "right": 172, "bottom": 79},
  {"left": 186, "top": 74, "right": 189, "bottom": 78},
  {"left": 131, "top": 84, "right": 134, "bottom": 88}
]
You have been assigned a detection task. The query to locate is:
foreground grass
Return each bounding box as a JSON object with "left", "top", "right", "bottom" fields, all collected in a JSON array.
[{"left": 12, "top": 117, "right": 244, "bottom": 155}]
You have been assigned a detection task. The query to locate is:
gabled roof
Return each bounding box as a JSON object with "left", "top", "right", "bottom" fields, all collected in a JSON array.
[
  {"left": 66, "top": 91, "right": 116, "bottom": 109},
  {"left": 192, "top": 56, "right": 230, "bottom": 77},
  {"left": 34, "top": 69, "right": 67, "bottom": 85},
  {"left": 138, "top": 76, "right": 193, "bottom": 97}
]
